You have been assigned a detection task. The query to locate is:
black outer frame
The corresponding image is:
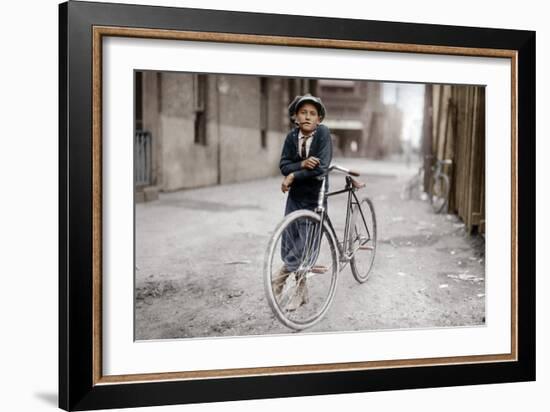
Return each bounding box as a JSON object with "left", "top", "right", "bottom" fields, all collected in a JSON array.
[{"left": 59, "top": 1, "right": 535, "bottom": 410}]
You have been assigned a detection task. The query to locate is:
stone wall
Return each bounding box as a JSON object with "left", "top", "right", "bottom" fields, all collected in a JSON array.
[{"left": 140, "top": 72, "right": 289, "bottom": 192}]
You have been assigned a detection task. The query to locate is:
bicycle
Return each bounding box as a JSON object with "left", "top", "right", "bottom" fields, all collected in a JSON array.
[
  {"left": 429, "top": 159, "right": 452, "bottom": 214},
  {"left": 401, "top": 156, "right": 452, "bottom": 214},
  {"left": 264, "top": 165, "right": 377, "bottom": 331}
]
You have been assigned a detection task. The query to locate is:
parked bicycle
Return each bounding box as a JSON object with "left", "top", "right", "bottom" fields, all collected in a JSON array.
[
  {"left": 430, "top": 158, "right": 452, "bottom": 214},
  {"left": 402, "top": 155, "right": 452, "bottom": 214},
  {"left": 264, "top": 165, "right": 377, "bottom": 331}
]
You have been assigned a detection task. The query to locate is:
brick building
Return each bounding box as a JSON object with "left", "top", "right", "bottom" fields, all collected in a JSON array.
[{"left": 135, "top": 72, "right": 318, "bottom": 201}]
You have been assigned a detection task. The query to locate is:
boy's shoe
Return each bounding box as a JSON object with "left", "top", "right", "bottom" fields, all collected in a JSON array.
[
  {"left": 286, "top": 277, "right": 309, "bottom": 311},
  {"left": 272, "top": 266, "right": 291, "bottom": 299}
]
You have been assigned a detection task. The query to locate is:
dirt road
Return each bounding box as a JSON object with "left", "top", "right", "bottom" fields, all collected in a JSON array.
[{"left": 135, "top": 158, "right": 485, "bottom": 339}]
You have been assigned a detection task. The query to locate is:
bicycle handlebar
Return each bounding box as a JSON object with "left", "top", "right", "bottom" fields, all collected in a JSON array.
[
  {"left": 328, "top": 165, "right": 360, "bottom": 177},
  {"left": 315, "top": 164, "right": 361, "bottom": 181}
]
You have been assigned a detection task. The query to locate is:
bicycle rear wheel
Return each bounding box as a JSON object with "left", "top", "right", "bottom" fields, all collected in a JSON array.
[
  {"left": 264, "top": 210, "right": 339, "bottom": 330},
  {"left": 431, "top": 174, "right": 449, "bottom": 213},
  {"left": 349, "top": 198, "right": 377, "bottom": 283}
]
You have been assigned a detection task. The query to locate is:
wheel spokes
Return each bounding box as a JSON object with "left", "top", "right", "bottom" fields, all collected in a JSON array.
[{"left": 268, "top": 213, "right": 338, "bottom": 327}]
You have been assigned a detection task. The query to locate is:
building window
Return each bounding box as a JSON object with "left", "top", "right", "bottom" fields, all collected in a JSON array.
[
  {"left": 260, "top": 77, "right": 268, "bottom": 149},
  {"left": 193, "top": 74, "right": 207, "bottom": 145},
  {"left": 135, "top": 71, "right": 143, "bottom": 130},
  {"left": 156, "top": 72, "right": 162, "bottom": 114}
]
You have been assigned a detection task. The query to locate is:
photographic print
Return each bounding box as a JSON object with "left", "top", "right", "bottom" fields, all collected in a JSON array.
[
  {"left": 60, "top": 2, "right": 534, "bottom": 409},
  {"left": 134, "top": 71, "right": 486, "bottom": 339}
]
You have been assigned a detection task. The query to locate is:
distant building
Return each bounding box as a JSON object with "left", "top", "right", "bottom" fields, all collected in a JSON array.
[
  {"left": 364, "top": 102, "right": 404, "bottom": 159},
  {"left": 318, "top": 80, "right": 404, "bottom": 159},
  {"left": 318, "top": 79, "right": 368, "bottom": 157}
]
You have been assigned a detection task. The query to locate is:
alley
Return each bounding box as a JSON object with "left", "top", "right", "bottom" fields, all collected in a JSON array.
[{"left": 135, "top": 158, "right": 485, "bottom": 339}]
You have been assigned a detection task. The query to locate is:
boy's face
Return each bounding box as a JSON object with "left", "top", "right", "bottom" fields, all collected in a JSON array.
[{"left": 295, "top": 103, "right": 320, "bottom": 134}]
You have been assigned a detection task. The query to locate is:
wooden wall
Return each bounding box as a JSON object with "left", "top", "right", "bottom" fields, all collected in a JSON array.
[{"left": 430, "top": 85, "right": 485, "bottom": 234}]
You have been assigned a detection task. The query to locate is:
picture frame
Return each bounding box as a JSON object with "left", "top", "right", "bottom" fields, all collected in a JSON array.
[{"left": 59, "top": 1, "right": 535, "bottom": 410}]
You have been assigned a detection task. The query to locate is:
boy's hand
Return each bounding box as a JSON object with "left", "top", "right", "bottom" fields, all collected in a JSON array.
[
  {"left": 281, "top": 173, "right": 295, "bottom": 193},
  {"left": 301, "top": 156, "right": 320, "bottom": 170}
]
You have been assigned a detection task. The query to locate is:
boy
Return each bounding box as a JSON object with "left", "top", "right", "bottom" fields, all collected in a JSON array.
[{"left": 275, "top": 94, "right": 333, "bottom": 310}]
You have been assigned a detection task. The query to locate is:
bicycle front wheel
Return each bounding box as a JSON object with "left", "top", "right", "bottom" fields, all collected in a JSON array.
[
  {"left": 431, "top": 174, "right": 449, "bottom": 213},
  {"left": 264, "top": 210, "right": 339, "bottom": 331},
  {"left": 349, "top": 198, "right": 377, "bottom": 283}
]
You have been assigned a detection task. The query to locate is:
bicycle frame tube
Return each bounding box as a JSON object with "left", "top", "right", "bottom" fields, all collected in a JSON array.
[
  {"left": 433, "top": 161, "right": 442, "bottom": 176},
  {"left": 321, "top": 176, "right": 363, "bottom": 260},
  {"left": 352, "top": 190, "right": 371, "bottom": 241},
  {"left": 342, "top": 186, "right": 353, "bottom": 254},
  {"left": 314, "top": 176, "right": 345, "bottom": 258}
]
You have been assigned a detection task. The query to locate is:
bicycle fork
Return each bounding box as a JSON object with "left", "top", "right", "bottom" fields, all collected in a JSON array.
[{"left": 342, "top": 183, "right": 373, "bottom": 263}]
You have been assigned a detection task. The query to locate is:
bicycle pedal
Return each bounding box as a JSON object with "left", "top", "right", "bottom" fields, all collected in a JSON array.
[
  {"left": 310, "top": 265, "right": 328, "bottom": 274},
  {"left": 359, "top": 245, "right": 375, "bottom": 251}
]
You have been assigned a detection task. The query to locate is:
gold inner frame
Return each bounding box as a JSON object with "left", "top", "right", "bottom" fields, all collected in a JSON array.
[{"left": 91, "top": 26, "right": 518, "bottom": 385}]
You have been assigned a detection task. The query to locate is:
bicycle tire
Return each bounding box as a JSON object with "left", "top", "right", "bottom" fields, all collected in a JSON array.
[
  {"left": 349, "top": 198, "right": 377, "bottom": 283},
  {"left": 264, "top": 209, "right": 339, "bottom": 331},
  {"left": 431, "top": 174, "right": 450, "bottom": 213}
]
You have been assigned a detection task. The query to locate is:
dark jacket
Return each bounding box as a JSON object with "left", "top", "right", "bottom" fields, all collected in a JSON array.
[{"left": 279, "top": 124, "right": 333, "bottom": 203}]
